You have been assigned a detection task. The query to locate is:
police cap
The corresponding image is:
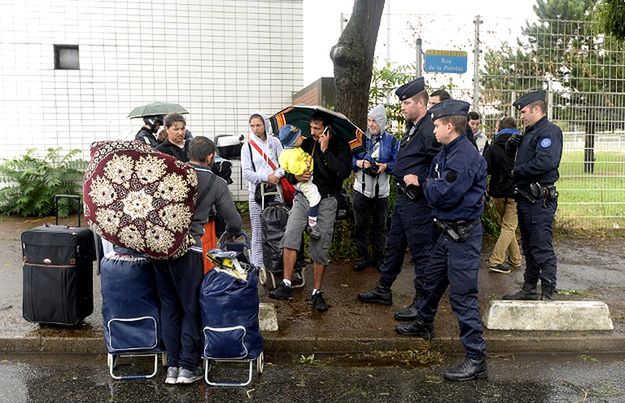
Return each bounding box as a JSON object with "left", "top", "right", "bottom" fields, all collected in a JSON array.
[
  {"left": 513, "top": 90, "right": 546, "bottom": 110},
  {"left": 429, "top": 99, "right": 470, "bottom": 121},
  {"left": 395, "top": 77, "right": 425, "bottom": 101}
]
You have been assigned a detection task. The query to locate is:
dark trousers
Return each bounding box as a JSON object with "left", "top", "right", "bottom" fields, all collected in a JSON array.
[
  {"left": 517, "top": 198, "right": 558, "bottom": 292},
  {"left": 418, "top": 224, "right": 486, "bottom": 359},
  {"left": 379, "top": 194, "right": 435, "bottom": 296},
  {"left": 154, "top": 249, "right": 203, "bottom": 371},
  {"left": 352, "top": 191, "right": 389, "bottom": 265}
]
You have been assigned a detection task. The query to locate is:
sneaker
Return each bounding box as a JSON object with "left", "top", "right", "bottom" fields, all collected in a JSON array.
[
  {"left": 269, "top": 283, "right": 293, "bottom": 300},
  {"left": 165, "top": 366, "right": 179, "bottom": 385},
  {"left": 508, "top": 258, "right": 522, "bottom": 269},
  {"left": 306, "top": 224, "right": 322, "bottom": 240},
  {"left": 176, "top": 366, "right": 203, "bottom": 384},
  {"left": 311, "top": 291, "right": 329, "bottom": 312},
  {"left": 488, "top": 263, "right": 511, "bottom": 274},
  {"left": 352, "top": 261, "right": 369, "bottom": 272}
]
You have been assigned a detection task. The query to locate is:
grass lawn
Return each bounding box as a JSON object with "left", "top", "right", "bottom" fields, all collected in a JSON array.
[{"left": 557, "top": 151, "right": 625, "bottom": 229}]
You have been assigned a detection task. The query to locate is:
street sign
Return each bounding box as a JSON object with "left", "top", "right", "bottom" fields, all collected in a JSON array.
[{"left": 424, "top": 50, "right": 468, "bottom": 74}]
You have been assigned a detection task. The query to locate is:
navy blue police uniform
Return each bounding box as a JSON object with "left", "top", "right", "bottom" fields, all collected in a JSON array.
[
  {"left": 505, "top": 90, "right": 562, "bottom": 300},
  {"left": 357, "top": 77, "right": 442, "bottom": 314},
  {"left": 396, "top": 99, "right": 488, "bottom": 381}
]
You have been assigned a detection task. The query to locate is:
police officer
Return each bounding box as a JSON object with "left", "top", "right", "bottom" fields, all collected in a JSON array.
[
  {"left": 503, "top": 90, "right": 562, "bottom": 301},
  {"left": 135, "top": 115, "right": 164, "bottom": 148},
  {"left": 357, "top": 77, "right": 442, "bottom": 322},
  {"left": 396, "top": 99, "right": 488, "bottom": 382}
]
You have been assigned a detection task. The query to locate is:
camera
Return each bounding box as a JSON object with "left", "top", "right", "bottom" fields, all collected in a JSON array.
[{"left": 363, "top": 164, "right": 380, "bottom": 176}]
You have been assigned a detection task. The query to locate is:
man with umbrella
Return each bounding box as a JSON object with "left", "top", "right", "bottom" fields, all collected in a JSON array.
[
  {"left": 358, "top": 77, "right": 442, "bottom": 323},
  {"left": 269, "top": 111, "right": 352, "bottom": 312},
  {"left": 129, "top": 102, "right": 189, "bottom": 149}
]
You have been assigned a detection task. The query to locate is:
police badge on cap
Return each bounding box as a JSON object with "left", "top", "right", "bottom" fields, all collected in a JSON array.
[
  {"left": 429, "top": 99, "right": 471, "bottom": 121},
  {"left": 513, "top": 90, "right": 546, "bottom": 110},
  {"left": 395, "top": 77, "right": 426, "bottom": 101}
]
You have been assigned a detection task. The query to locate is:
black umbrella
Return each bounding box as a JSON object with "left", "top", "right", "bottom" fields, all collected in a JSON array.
[{"left": 269, "top": 105, "right": 365, "bottom": 155}]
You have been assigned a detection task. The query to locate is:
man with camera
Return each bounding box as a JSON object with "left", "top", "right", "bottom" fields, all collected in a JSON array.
[
  {"left": 351, "top": 105, "right": 399, "bottom": 272},
  {"left": 358, "top": 78, "right": 442, "bottom": 323},
  {"left": 503, "top": 90, "right": 563, "bottom": 301}
]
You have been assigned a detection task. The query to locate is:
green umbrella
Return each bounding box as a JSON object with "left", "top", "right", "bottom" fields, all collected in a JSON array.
[
  {"left": 127, "top": 102, "right": 189, "bottom": 118},
  {"left": 269, "top": 105, "right": 365, "bottom": 155}
]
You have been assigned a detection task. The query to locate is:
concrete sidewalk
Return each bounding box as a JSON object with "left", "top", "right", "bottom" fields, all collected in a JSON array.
[{"left": 1, "top": 215, "right": 624, "bottom": 356}]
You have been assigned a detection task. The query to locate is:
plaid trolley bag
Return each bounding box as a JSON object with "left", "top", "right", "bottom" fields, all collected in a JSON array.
[
  {"left": 100, "top": 244, "right": 164, "bottom": 380},
  {"left": 200, "top": 233, "right": 264, "bottom": 387}
]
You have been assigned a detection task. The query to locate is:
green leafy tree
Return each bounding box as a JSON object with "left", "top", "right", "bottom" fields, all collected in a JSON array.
[
  {"left": 480, "top": 0, "right": 625, "bottom": 173},
  {"left": 596, "top": 0, "right": 625, "bottom": 40},
  {"left": 0, "top": 148, "right": 86, "bottom": 217}
]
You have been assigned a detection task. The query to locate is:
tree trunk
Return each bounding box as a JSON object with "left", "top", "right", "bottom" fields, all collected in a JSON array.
[{"left": 330, "top": 0, "right": 385, "bottom": 131}]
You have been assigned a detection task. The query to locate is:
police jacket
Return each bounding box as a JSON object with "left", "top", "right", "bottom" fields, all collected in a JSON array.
[
  {"left": 351, "top": 130, "right": 399, "bottom": 198},
  {"left": 513, "top": 116, "right": 563, "bottom": 187},
  {"left": 424, "top": 134, "right": 487, "bottom": 221},
  {"left": 393, "top": 115, "right": 441, "bottom": 186},
  {"left": 483, "top": 128, "right": 518, "bottom": 198},
  {"left": 156, "top": 139, "right": 189, "bottom": 162},
  {"left": 135, "top": 127, "right": 160, "bottom": 148},
  {"left": 288, "top": 134, "right": 351, "bottom": 196}
]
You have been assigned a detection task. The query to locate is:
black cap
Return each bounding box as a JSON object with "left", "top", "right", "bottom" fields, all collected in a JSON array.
[
  {"left": 513, "top": 90, "right": 546, "bottom": 110},
  {"left": 395, "top": 77, "right": 425, "bottom": 101},
  {"left": 429, "top": 99, "right": 471, "bottom": 121}
]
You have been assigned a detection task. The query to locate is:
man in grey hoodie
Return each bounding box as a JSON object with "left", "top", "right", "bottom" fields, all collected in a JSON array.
[{"left": 154, "top": 136, "right": 242, "bottom": 385}]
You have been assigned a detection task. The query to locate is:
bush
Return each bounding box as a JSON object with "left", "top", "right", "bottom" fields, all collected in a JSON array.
[{"left": 0, "top": 148, "right": 87, "bottom": 217}]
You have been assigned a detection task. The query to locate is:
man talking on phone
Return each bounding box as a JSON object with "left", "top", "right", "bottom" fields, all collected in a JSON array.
[{"left": 269, "top": 111, "right": 352, "bottom": 313}]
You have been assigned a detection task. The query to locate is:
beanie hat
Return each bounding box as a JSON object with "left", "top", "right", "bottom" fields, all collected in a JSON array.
[
  {"left": 278, "top": 124, "right": 302, "bottom": 148},
  {"left": 368, "top": 104, "right": 387, "bottom": 133}
]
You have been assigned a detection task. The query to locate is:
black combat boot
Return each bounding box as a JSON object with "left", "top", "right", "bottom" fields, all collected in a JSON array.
[
  {"left": 395, "top": 318, "right": 434, "bottom": 340},
  {"left": 394, "top": 297, "right": 420, "bottom": 321},
  {"left": 357, "top": 285, "right": 392, "bottom": 305},
  {"left": 502, "top": 282, "right": 538, "bottom": 300},
  {"left": 443, "top": 357, "right": 488, "bottom": 381},
  {"left": 352, "top": 261, "right": 369, "bottom": 272}
]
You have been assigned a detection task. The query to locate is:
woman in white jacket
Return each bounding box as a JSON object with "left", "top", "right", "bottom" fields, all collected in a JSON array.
[{"left": 240, "top": 113, "right": 283, "bottom": 269}]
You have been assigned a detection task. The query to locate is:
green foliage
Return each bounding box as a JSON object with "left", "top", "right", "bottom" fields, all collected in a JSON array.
[
  {"left": 596, "top": 0, "right": 625, "bottom": 40},
  {"left": 481, "top": 0, "right": 625, "bottom": 132},
  {"left": 235, "top": 201, "right": 249, "bottom": 214},
  {"left": 0, "top": 148, "right": 86, "bottom": 217},
  {"left": 482, "top": 199, "right": 502, "bottom": 236},
  {"left": 369, "top": 61, "right": 416, "bottom": 134}
]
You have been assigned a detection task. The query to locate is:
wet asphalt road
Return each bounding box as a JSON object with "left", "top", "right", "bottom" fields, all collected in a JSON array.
[{"left": 1, "top": 353, "right": 624, "bottom": 402}]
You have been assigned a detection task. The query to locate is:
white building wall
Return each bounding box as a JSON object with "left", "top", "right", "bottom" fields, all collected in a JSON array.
[{"left": 0, "top": 0, "right": 303, "bottom": 199}]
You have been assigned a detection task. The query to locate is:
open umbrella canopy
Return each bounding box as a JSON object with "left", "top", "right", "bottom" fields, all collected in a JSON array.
[
  {"left": 127, "top": 102, "right": 189, "bottom": 118},
  {"left": 269, "top": 105, "right": 364, "bottom": 155}
]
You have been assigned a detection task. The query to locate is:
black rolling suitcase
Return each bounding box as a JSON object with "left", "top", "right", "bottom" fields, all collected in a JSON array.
[{"left": 21, "top": 195, "right": 95, "bottom": 325}]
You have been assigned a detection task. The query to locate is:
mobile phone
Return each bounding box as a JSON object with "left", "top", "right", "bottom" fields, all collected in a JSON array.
[{"left": 322, "top": 126, "right": 329, "bottom": 135}]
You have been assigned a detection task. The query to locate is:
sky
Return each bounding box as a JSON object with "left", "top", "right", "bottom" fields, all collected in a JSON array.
[{"left": 303, "top": 0, "right": 538, "bottom": 87}]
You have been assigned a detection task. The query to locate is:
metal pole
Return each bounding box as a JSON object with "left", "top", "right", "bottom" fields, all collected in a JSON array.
[
  {"left": 386, "top": 0, "right": 391, "bottom": 65},
  {"left": 472, "top": 15, "right": 482, "bottom": 110},
  {"left": 416, "top": 38, "right": 422, "bottom": 78},
  {"left": 340, "top": 12, "right": 345, "bottom": 32}
]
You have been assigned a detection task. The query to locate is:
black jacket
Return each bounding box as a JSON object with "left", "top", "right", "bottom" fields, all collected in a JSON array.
[
  {"left": 483, "top": 129, "right": 517, "bottom": 198},
  {"left": 288, "top": 134, "right": 352, "bottom": 195},
  {"left": 393, "top": 114, "right": 441, "bottom": 185},
  {"left": 157, "top": 139, "right": 189, "bottom": 162},
  {"left": 135, "top": 127, "right": 160, "bottom": 148}
]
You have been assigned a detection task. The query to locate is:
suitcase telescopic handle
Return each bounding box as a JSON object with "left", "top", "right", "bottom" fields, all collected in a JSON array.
[{"left": 54, "top": 194, "right": 82, "bottom": 226}]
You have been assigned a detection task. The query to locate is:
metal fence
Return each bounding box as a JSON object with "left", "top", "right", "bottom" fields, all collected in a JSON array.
[{"left": 375, "top": 12, "right": 625, "bottom": 229}]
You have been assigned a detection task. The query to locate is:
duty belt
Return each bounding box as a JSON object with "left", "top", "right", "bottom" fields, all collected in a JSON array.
[
  {"left": 514, "top": 183, "right": 558, "bottom": 206},
  {"left": 433, "top": 217, "right": 481, "bottom": 242}
]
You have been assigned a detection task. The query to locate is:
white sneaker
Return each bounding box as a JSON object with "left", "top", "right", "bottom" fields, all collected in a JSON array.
[
  {"left": 165, "top": 366, "right": 179, "bottom": 385},
  {"left": 176, "top": 366, "right": 203, "bottom": 384}
]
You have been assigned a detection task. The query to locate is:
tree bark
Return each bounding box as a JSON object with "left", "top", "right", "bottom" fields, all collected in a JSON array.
[{"left": 330, "top": 0, "right": 385, "bottom": 131}]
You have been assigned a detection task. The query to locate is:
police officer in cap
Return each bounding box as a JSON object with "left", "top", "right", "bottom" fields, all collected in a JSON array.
[
  {"left": 135, "top": 115, "right": 164, "bottom": 148},
  {"left": 357, "top": 77, "right": 442, "bottom": 321},
  {"left": 396, "top": 99, "right": 488, "bottom": 382},
  {"left": 503, "top": 90, "right": 562, "bottom": 301}
]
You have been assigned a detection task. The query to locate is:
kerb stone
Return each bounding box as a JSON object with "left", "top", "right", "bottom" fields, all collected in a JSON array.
[{"left": 484, "top": 300, "right": 614, "bottom": 331}]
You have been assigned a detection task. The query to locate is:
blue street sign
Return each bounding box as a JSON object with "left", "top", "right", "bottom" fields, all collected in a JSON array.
[{"left": 424, "top": 50, "right": 468, "bottom": 74}]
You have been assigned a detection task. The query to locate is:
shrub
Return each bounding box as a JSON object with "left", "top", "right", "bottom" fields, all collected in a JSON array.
[{"left": 0, "top": 148, "right": 87, "bottom": 217}]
